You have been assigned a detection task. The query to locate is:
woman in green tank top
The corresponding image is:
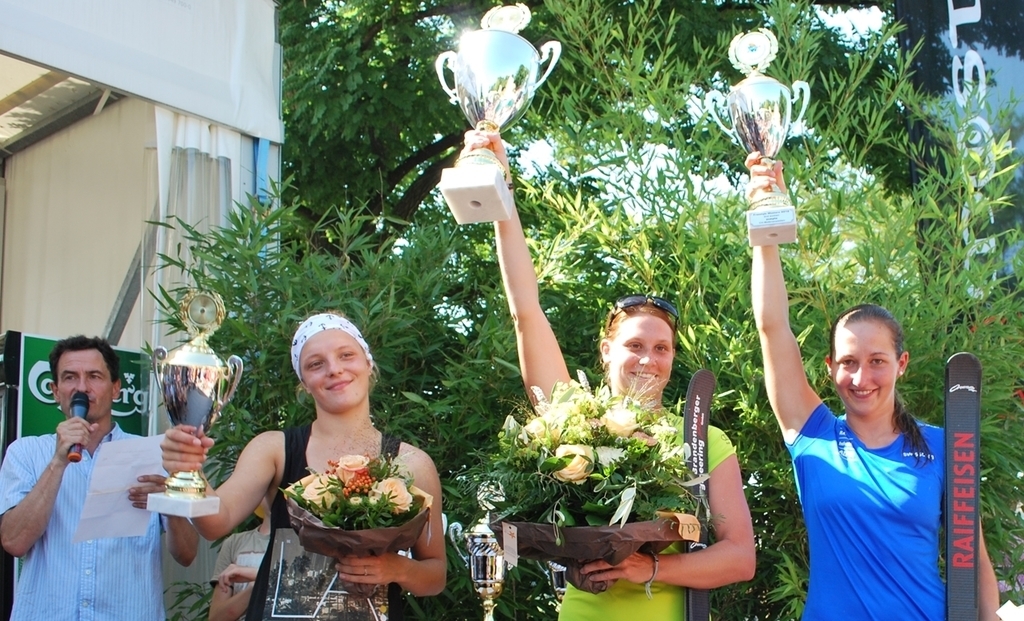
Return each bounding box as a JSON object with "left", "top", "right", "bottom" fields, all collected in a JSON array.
[{"left": 466, "top": 130, "right": 756, "bottom": 619}]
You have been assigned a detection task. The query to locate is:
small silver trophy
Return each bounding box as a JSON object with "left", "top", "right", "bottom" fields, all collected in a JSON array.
[
  {"left": 449, "top": 518, "right": 505, "bottom": 621},
  {"left": 706, "top": 28, "right": 810, "bottom": 246},
  {"left": 435, "top": 3, "right": 561, "bottom": 224},
  {"left": 148, "top": 290, "right": 243, "bottom": 518},
  {"left": 547, "top": 561, "right": 567, "bottom": 609},
  {"left": 448, "top": 484, "right": 506, "bottom": 620}
]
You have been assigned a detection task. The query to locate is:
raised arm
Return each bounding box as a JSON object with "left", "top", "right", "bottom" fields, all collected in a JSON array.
[
  {"left": 161, "top": 427, "right": 284, "bottom": 540},
  {"left": 747, "top": 154, "right": 822, "bottom": 443},
  {"left": 466, "top": 131, "right": 571, "bottom": 399}
]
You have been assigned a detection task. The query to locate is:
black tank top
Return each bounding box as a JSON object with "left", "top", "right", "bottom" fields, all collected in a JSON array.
[{"left": 245, "top": 425, "right": 405, "bottom": 620}]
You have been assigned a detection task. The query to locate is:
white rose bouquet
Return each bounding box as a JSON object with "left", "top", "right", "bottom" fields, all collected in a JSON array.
[
  {"left": 478, "top": 375, "right": 706, "bottom": 593},
  {"left": 282, "top": 454, "right": 432, "bottom": 597}
]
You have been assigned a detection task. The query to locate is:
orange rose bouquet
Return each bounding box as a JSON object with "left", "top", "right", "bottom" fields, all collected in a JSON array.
[{"left": 282, "top": 454, "right": 432, "bottom": 596}]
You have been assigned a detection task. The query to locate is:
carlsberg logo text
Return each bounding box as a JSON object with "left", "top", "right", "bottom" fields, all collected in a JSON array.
[{"left": 28, "top": 360, "right": 147, "bottom": 416}]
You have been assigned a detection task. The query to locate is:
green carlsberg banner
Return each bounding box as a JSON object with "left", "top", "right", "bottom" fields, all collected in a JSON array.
[{"left": 18, "top": 334, "right": 147, "bottom": 438}]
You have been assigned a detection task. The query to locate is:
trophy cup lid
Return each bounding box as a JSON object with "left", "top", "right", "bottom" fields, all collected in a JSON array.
[
  {"left": 477, "top": 482, "right": 505, "bottom": 512},
  {"left": 181, "top": 290, "right": 226, "bottom": 338},
  {"left": 161, "top": 290, "right": 228, "bottom": 367},
  {"left": 729, "top": 28, "right": 778, "bottom": 76},
  {"left": 480, "top": 3, "right": 531, "bottom": 33}
]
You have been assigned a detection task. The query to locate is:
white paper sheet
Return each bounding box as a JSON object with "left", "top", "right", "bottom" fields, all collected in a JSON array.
[
  {"left": 73, "top": 434, "right": 165, "bottom": 542},
  {"left": 998, "top": 601, "right": 1024, "bottom": 621}
]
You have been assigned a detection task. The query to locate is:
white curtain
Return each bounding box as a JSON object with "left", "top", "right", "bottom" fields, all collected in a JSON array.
[{"left": 145, "top": 108, "right": 242, "bottom": 427}]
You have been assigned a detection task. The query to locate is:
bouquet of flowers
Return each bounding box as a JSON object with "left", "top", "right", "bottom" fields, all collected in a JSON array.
[
  {"left": 477, "top": 374, "right": 706, "bottom": 592},
  {"left": 282, "top": 454, "right": 432, "bottom": 596}
]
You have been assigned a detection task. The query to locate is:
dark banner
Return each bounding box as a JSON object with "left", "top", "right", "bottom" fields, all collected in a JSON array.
[{"left": 897, "top": 0, "right": 1024, "bottom": 282}]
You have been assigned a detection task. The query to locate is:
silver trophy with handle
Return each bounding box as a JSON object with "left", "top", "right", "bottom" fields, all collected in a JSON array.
[
  {"left": 447, "top": 484, "right": 506, "bottom": 621},
  {"left": 448, "top": 517, "right": 506, "bottom": 621},
  {"left": 706, "top": 28, "right": 810, "bottom": 246},
  {"left": 147, "top": 290, "right": 242, "bottom": 518},
  {"left": 435, "top": 3, "right": 561, "bottom": 224}
]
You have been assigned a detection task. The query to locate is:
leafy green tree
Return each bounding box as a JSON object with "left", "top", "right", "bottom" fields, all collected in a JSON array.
[
  {"left": 278, "top": 0, "right": 911, "bottom": 226},
  {"left": 278, "top": 0, "right": 481, "bottom": 222}
]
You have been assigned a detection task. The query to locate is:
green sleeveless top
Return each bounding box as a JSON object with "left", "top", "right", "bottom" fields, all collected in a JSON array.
[{"left": 558, "top": 424, "right": 736, "bottom": 621}]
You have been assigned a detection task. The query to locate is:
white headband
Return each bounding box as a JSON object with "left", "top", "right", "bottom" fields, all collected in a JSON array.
[{"left": 291, "top": 313, "right": 374, "bottom": 380}]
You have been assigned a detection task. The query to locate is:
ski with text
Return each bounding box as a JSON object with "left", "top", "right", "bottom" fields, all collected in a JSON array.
[
  {"left": 945, "top": 352, "right": 981, "bottom": 621},
  {"left": 683, "top": 369, "right": 716, "bottom": 621}
]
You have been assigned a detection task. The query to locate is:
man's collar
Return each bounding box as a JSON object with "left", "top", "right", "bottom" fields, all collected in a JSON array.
[{"left": 102, "top": 422, "right": 128, "bottom": 443}]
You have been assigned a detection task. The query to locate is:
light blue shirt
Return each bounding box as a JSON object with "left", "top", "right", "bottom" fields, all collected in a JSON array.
[{"left": 0, "top": 425, "right": 167, "bottom": 621}]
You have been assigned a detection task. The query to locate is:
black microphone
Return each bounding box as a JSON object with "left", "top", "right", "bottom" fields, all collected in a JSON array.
[{"left": 67, "top": 392, "right": 90, "bottom": 463}]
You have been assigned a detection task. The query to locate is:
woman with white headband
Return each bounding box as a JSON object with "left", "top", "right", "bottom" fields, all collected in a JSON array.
[{"left": 160, "top": 312, "right": 446, "bottom": 620}]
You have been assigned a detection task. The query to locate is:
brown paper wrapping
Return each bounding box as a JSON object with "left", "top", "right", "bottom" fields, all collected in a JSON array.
[
  {"left": 286, "top": 497, "right": 431, "bottom": 598},
  {"left": 493, "top": 519, "right": 686, "bottom": 594}
]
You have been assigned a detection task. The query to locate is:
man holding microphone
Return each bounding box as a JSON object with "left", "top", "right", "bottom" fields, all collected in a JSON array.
[{"left": 0, "top": 335, "right": 197, "bottom": 620}]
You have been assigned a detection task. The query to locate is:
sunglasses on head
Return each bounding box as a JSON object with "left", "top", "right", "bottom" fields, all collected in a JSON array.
[{"left": 609, "top": 295, "right": 679, "bottom": 328}]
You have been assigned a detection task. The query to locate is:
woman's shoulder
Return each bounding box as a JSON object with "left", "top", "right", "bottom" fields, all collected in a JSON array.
[
  {"left": 396, "top": 441, "right": 439, "bottom": 473},
  {"left": 242, "top": 429, "right": 287, "bottom": 456},
  {"left": 916, "top": 419, "right": 945, "bottom": 446},
  {"left": 251, "top": 428, "right": 287, "bottom": 442},
  {"left": 396, "top": 440, "right": 432, "bottom": 461}
]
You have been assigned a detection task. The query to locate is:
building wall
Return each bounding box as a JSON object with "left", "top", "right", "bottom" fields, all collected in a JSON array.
[
  {"left": 0, "top": 96, "right": 152, "bottom": 347},
  {"left": 0, "top": 95, "right": 230, "bottom": 610}
]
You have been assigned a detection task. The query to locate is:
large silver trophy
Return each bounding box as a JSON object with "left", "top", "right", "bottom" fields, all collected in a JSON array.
[
  {"left": 148, "top": 290, "right": 242, "bottom": 518},
  {"left": 706, "top": 29, "right": 810, "bottom": 246},
  {"left": 435, "top": 4, "right": 561, "bottom": 224}
]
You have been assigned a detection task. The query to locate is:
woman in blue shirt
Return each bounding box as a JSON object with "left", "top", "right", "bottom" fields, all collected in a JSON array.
[{"left": 747, "top": 153, "right": 1000, "bottom": 620}]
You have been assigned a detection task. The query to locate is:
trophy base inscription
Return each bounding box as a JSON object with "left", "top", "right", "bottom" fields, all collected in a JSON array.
[
  {"left": 147, "top": 492, "right": 220, "bottom": 518},
  {"left": 438, "top": 165, "right": 514, "bottom": 224},
  {"left": 747, "top": 205, "right": 797, "bottom": 246}
]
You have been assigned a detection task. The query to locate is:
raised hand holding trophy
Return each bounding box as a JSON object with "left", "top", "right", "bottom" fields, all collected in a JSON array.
[
  {"left": 435, "top": 4, "right": 561, "bottom": 224},
  {"left": 706, "top": 29, "right": 810, "bottom": 246},
  {"left": 147, "top": 290, "right": 242, "bottom": 518}
]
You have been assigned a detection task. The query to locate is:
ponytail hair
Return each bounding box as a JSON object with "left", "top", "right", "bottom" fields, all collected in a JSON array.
[{"left": 831, "top": 304, "right": 932, "bottom": 464}]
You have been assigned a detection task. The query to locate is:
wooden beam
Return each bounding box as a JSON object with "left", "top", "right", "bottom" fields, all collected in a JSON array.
[{"left": 0, "top": 71, "right": 67, "bottom": 117}]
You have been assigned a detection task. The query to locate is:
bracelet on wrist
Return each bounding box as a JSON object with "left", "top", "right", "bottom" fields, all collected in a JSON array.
[{"left": 644, "top": 550, "right": 659, "bottom": 599}]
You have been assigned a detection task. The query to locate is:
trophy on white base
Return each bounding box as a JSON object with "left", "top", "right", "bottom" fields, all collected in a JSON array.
[
  {"left": 147, "top": 290, "right": 242, "bottom": 518},
  {"left": 705, "top": 29, "right": 810, "bottom": 246},
  {"left": 435, "top": 4, "right": 561, "bottom": 224}
]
